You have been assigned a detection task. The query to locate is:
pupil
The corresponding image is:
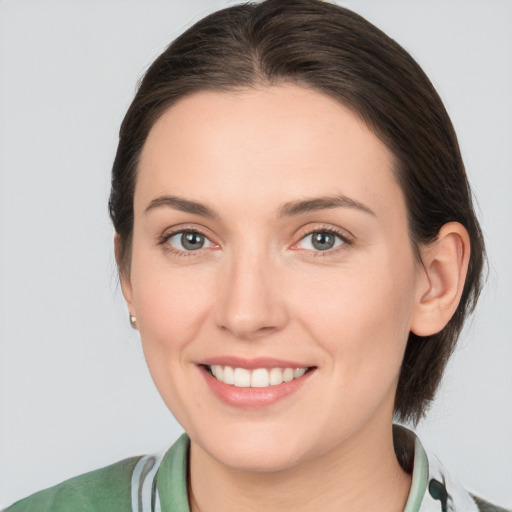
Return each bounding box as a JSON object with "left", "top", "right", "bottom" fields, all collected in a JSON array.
[
  {"left": 181, "top": 232, "right": 204, "bottom": 250},
  {"left": 312, "top": 232, "right": 334, "bottom": 250}
]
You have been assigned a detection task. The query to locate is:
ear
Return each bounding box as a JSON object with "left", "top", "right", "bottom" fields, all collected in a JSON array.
[
  {"left": 114, "top": 234, "right": 136, "bottom": 321},
  {"left": 410, "top": 222, "right": 470, "bottom": 337}
]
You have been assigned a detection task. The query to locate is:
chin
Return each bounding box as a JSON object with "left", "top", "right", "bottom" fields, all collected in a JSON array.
[
  {"left": 194, "top": 424, "right": 316, "bottom": 473},
  {"left": 215, "top": 444, "right": 305, "bottom": 473}
]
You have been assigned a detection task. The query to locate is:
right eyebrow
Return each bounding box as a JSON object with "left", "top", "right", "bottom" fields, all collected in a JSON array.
[
  {"left": 277, "top": 194, "right": 376, "bottom": 218},
  {"left": 144, "top": 195, "right": 220, "bottom": 220}
]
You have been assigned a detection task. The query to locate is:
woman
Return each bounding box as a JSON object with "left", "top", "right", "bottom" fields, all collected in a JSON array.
[{"left": 3, "top": 1, "right": 510, "bottom": 511}]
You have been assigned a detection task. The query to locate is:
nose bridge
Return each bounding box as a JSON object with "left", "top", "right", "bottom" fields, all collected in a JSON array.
[{"left": 215, "top": 238, "right": 287, "bottom": 340}]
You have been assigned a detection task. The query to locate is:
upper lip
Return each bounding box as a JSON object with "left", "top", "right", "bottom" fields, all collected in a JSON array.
[{"left": 199, "top": 356, "right": 314, "bottom": 370}]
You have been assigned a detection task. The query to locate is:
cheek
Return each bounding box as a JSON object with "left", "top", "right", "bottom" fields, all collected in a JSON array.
[
  {"left": 290, "top": 252, "right": 416, "bottom": 382},
  {"left": 131, "top": 257, "right": 216, "bottom": 356},
  {"left": 129, "top": 259, "right": 219, "bottom": 424}
]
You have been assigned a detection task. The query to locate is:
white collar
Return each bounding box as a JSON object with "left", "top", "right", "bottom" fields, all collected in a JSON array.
[{"left": 396, "top": 425, "right": 479, "bottom": 512}]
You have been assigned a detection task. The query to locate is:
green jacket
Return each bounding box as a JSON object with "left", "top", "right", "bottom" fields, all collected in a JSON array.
[{"left": 4, "top": 429, "right": 510, "bottom": 512}]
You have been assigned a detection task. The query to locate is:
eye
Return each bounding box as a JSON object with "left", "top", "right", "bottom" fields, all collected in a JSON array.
[
  {"left": 296, "top": 230, "right": 346, "bottom": 252},
  {"left": 166, "top": 230, "right": 216, "bottom": 252}
]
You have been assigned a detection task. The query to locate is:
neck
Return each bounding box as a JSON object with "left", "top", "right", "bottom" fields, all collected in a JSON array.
[{"left": 188, "top": 421, "right": 411, "bottom": 512}]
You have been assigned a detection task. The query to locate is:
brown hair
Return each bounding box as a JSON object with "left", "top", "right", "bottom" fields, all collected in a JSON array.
[{"left": 109, "top": 0, "right": 485, "bottom": 424}]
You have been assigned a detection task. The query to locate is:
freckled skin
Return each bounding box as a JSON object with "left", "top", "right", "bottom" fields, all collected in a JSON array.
[{"left": 122, "top": 84, "right": 422, "bottom": 511}]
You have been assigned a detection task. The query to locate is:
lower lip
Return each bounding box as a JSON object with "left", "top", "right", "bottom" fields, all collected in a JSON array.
[{"left": 199, "top": 366, "right": 314, "bottom": 409}]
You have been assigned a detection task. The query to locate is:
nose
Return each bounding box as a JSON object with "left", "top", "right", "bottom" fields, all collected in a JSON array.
[{"left": 214, "top": 248, "right": 288, "bottom": 341}]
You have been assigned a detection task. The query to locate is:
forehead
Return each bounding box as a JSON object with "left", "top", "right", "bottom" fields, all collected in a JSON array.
[{"left": 136, "top": 84, "right": 403, "bottom": 220}]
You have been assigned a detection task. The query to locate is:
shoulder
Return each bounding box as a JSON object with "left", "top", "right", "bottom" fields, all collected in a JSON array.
[
  {"left": 424, "top": 449, "right": 510, "bottom": 512},
  {"left": 3, "top": 434, "right": 190, "bottom": 512},
  {"left": 3, "top": 456, "right": 140, "bottom": 512},
  {"left": 471, "top": 495, "right": 511, "bottom": 512}
]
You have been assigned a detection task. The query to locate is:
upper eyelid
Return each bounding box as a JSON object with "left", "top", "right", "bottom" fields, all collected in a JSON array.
[
  {"left": 295, "top": 224, "right": 354, "bottom": 242},
  {"left": 161, "top": 224, "right": 213, "bottom": 239}
]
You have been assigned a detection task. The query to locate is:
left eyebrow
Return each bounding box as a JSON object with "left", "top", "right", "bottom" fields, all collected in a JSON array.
[
  {"left": 144, "top": 195, "right": 219, "bottom": 220},
  {"left": 277, "top": 194, "right": 376, "bottom": 218}
]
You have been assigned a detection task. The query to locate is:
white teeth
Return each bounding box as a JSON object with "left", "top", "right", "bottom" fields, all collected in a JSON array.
[
  {"left": 223, "top": 366, "right": 235, "bottom": 385},
  {"left": 208, "top": 365, "right": 309, "bottom": 388},
  {"left": 282, "top": 367, "right": 294, "bottom": 382},
  {"left": 233, "top": 368, "right": 251, "bottom": 387},
  {"left": 251, "top": 368, "right": 269, "bottom": 387},
  {"left": 294, "top": 368, "right": 306, "bottom": 378},
  {"left": 269, "top": 367, "right": 284, "bottom": 385},
  {"left": 211, "top": 365, "right": 223, "bottom": 380}
]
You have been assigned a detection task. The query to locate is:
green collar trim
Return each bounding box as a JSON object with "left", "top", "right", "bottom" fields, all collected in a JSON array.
[
  {"left": 157, "top": 433, "right": 191, "bottom": 512},
  {"left": 402, "top": 434, "right": 429, "bottom": 512}
]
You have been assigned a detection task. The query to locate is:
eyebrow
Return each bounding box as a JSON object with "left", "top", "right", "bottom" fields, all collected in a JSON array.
[
  {"left": 277, "top": 195, "right": 376, "bottom": 218},
  {"left": 144, "top": 195, "right": 220, "bottom": 219},
  {"left": 144, "top": 193, "right": 375, "bottom": 219}
]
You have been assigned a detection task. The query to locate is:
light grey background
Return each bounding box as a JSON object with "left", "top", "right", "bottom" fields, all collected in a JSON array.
[{"left": 1, "top": 0, "right": 511, "bottom": 508}]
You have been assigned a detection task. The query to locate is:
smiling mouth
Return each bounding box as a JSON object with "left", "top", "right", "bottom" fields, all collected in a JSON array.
[{"left": 204, "top": 365, "right": 314, "bottom": 388}]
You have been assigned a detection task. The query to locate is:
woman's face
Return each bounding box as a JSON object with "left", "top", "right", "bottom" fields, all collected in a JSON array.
[{"left": 123, "top": 84, "right": 423, "bottom": 472}]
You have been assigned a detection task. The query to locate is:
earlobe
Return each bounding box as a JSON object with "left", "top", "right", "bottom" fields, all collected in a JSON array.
[
  {"left": 114, "top": 233, "right": 135, "bottom": 317},
  {"left": 410, "top": 222, "right": 470, "bottom": 337}
]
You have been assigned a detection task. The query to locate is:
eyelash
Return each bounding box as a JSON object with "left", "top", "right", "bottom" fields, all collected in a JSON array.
[{"left": 158, "top": 225, "right": 353, "bottom": 258}]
